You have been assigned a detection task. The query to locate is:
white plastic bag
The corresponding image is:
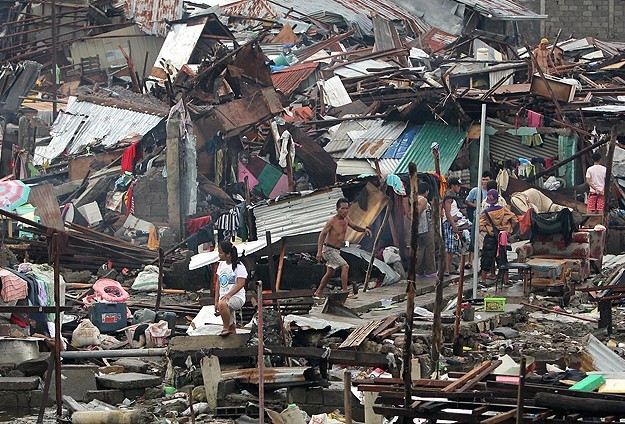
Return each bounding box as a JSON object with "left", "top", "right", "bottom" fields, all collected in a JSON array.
[
  {"left": 131, "top": 265, "right": 160, "bottom": 291},
  {"left": 144, "top": 320, "right": 171, "bottom": 347},
  {"left": 71, "top": 319, "right": 101, "bottom": 347}
]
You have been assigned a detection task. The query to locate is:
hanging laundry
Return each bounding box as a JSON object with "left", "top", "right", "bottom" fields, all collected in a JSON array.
[
  {"left": 278, "top": 130, "right": 295, "bottom": 168},
  {"left": 531, "top": 133, "right": 543, "bottom": 146},
  {"left": 527, "top": 110, "right": 544, "bottom": 128},
  {"left": 0, "top": 268, "right": 28, "bottom": 302},
  {"left": 496, "top": 169, "right": 509, "bottom": 192},
  {"left": 121, "top": 140, "right": 143, "bottom": 173},
  {"left": 217, "top": 207, "right": 240, "bottom": 240},
  {"left": 187, "top": 216, "right": 212, "bottom": 235}
]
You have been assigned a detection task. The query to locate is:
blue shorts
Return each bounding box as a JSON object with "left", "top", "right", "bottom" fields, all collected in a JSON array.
[{"left": 443, "top": 221, "right": 458, "bottom": 254}]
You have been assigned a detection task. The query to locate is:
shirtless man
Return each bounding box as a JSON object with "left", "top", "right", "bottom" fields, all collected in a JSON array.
[{"left": 314, "top": 198, "right": 372, "bottom": 298}]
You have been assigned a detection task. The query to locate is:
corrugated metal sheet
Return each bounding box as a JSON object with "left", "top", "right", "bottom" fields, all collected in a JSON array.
[
  {"left": 453, "top": 0, "right": 546, "bottom": 20},
  {"left": 336, "top": 159, "right": 376, "bottom": 176},
  {"left": 271, "top": 62, "right": 318, "bottom": 95},
  {"left": 252, "top": 188, "right": 345, "bottom": 238},
  {"left": 323, "top": 120, "right": 376, "bottom": 154},
  {"left": 319, "top": 76, "right": 352, "bottom": 107},
  {"left": 333, "top": 59, "right": 394, "bottom": 78},
  {"left": 149, "top": 17, "right": 208, "bottom": 81},
  {"left": 394, "top": 121, "right": 466, "bottom": 175},
  {"left": 382, "top": 124, "right": 421, "bottom": 159},
  {"left": 70, "top": 26, "right": 164, "bottom": 75},
  {"left": 34, "top": 96, "right": 163, "bottom": 165},
  {"left": 377, "top": 158, "right": 401, "bottom": 177},
  {"left": 221, "top": 0, "right": 431, "bottom": 36},
  {"left": 115, "top": 0, "right": 183, "bottom": 36},
  {"left": 342, "top": 120, "right": 407, "bottom": 159},
  {"left": 487, "top": 118, "right": 559, "bottom": 163}
]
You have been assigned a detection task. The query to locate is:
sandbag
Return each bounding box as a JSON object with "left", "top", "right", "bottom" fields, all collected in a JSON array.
[
  {"left": 131, "top": 265, "right": 159, "bottom": 291},
  {"left": 144, "top": 320, "right": 170, "bottom": 348},
  {"left": 71, "top": 319, "right": 101, "bottom": 347}
]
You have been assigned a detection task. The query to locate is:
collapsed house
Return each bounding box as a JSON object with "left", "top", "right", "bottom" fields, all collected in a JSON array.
[{"left": 1, "top": 0, "right": 625, "bottom": 421}]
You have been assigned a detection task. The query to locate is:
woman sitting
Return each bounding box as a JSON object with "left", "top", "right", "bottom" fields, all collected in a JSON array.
[
  {"left": 480, "top": 189, "right": 518, "bottom": 282},
  {"left": 215, "top": 241, "right": 247, "bottom": 337}
]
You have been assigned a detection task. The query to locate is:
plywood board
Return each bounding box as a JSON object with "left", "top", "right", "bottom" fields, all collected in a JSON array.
[
  {"left": 28, "top": 183, "right": 64, "bottom": 230},
  {"left": 346, "top": 182, "right": 388, "bottom": 244}
]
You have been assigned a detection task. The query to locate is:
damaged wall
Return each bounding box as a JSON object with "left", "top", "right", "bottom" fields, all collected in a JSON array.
[
  {"left": 133, "top": 168, "right": 168, "bottom": 223},
  {"left": 522, "top": 0, "right": 625, "bottom": 41}
]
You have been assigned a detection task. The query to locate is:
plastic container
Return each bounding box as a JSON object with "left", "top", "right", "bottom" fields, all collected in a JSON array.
[
  {"left": 155, "top": 311, "right": 177, "bottom": 333},
  {"left": 484, "top": 298, "right": 506, "bottom": 312},
  {"left": 570, "top": 375, "right": 606, "bottom": 392},
  {"left": 89, "top": 302, "right": 127, "bottom": 333}
]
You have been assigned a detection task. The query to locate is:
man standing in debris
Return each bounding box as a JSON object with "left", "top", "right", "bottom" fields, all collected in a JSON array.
[
  {"left": 532, "top": 38, "right": 556, "bottom": 74},
  {"left": 465, "top": 171, "right": 493, "bottom": 270},
  {"left": 586, "top": 152, "right": 607, "bottom": 213},
  {"left": 442, "top": 178, "right": 464, "bottom": 277},
  {"left": 415, "top": 182, "right": 436, "bottom": 277},
  {"left": 314, "top": 198, "right": 372, "bottom": 298}
]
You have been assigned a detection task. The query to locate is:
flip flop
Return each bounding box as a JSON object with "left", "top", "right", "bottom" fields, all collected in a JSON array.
[
  {"left": 219, "top": 329, "right": 231, "bottom": 337},
  {"left": 313, "top": 295, "right": 325, "bottom": 301}
]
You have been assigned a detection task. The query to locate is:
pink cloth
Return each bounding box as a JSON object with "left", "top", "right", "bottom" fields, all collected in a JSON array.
[
  {"left": 0, "top": 268, "right": 28, "bottom": 302},
  {"left": 497, "top": 231, "right": 509, "bottom": 258},
  {"left": 527, "top": 110, "right": 543, "bottom": 128}
]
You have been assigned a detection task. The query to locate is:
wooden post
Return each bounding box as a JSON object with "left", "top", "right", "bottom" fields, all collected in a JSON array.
[
  {"left": 155, "top": 247, "right": 164, "bottom": 312},
  {"left": 603, "top": 127, "right": 617, "bottom": 227},
  {"left": 265, "top": 231, "right": 276, "bottom": 295},
  {"left": 52, "top": 232, "right": 62, "bottom": 417},
  {"left": 343, "top": 370, "right": 352, "bottom": 424},
  {"left": 516, "top": 356, "right": 527, "bottom": 424},
  {"left": 275, "top": 239, "right": 287, "bottom": 292},
  {"left": 453, "top": 254, "right": 466, "bottom": 342},
  {"left": 431, "top": 146, "right": 444, "bottom": 375},
  {"left": 257, "top": 282, "right": 265, "bottom": 424},
  {"left": 166, "top": 111, "right": 182, "bottom": 240},
  {"left": 403, "top": 162, "right": 420, "bottom": 415},
  {"left": 364, "top": 199, "right": 392, "bottom": 292}
]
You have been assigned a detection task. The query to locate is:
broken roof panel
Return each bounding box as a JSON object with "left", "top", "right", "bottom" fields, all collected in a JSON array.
[
  {"left": 34, "top": 96, "right": 164, "bottom": 165},
  {"left": 333, "top": 59, "right": 396, "bottom": 78},
  {"left": 394, "top": 121, "right": 466, "bottom": 175},
  {"left": 252, "top": 188, "right": 345, "bottom": 239},
  {"left": 149, "top": 14, "right": 234, "bottom": 81},
  {"left": 221, "top": 0, "right": 431, "bottom": 36},
  {"left": 115, "top": 0, "right": 184, "bottom": 36},
  {"left": 271, "top": 62, "right": 318, "bottom": 95},
  {"left": 382, "top": 124, "right": 422, "bottom": 159},
  {"left": 323, "top": 119, "right": 377, "bottom": 156},
  {"left": 342, "top": 120, "right": 408, "bottom": 159},
  {"left": 453, "top": 0, "right": 546, "bottom": 20}
]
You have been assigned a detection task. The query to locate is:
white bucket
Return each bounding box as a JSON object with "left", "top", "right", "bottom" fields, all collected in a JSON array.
[{"left": 476, "top": 47, "right": 490, "bottom": 63}]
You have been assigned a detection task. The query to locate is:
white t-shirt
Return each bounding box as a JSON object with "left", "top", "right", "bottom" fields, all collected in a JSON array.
[
  {"left": 586, "top": 164, "right": 606, "bottom": 193},
  {"left": 216, "top": 261, "right": 248, "bottom": 302}
]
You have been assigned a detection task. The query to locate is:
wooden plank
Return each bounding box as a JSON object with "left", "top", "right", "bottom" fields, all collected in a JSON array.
[
  {"left": 370, "top": 315, "right": 398, "bottom": 338},
  {"left": 28, "top": 183, "right": 64, "bottom": 231},
  {"left": 480, "top": 408, "right": 517, "bottom": 423},
  {"left": 456, "top": 360, "right": 502, "bottom": 393},
  {"left": 442, "top": 360, "right": 492, "bottom": 392},
  {"left": 339, "top": 320, "right": 382, "bottom": 348},
  {"left": 373, "top": 324, "right": 403, "bottom": 341}
]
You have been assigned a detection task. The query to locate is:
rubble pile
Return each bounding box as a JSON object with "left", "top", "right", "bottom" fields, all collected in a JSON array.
[{"left": 1, "top": 0, "right": 625, "bottom": 422}]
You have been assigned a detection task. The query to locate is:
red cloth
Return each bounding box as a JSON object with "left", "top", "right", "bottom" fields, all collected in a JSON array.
[
  {"left": 527, "top": 110, "right": 543, "bottom": 128},
  {"left": 187, "top": 216, "right": 212, "bottom": 235},
  {"left": 125, "top": 183, "right": 135, "bottom": 217},
  {"left": 121, "top": 140, "right": 143, "bottom": 173},
  {"left": 518, "top": 210, "right": 532, "bottom": 235}
]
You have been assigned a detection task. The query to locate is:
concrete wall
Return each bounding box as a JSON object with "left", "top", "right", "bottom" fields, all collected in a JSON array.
[
  {"left": 132, "top": 168, "right": 168, "bottom": 223},
  {"left": 518, "top": 0, "right": 625, "bottom": 41}
]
